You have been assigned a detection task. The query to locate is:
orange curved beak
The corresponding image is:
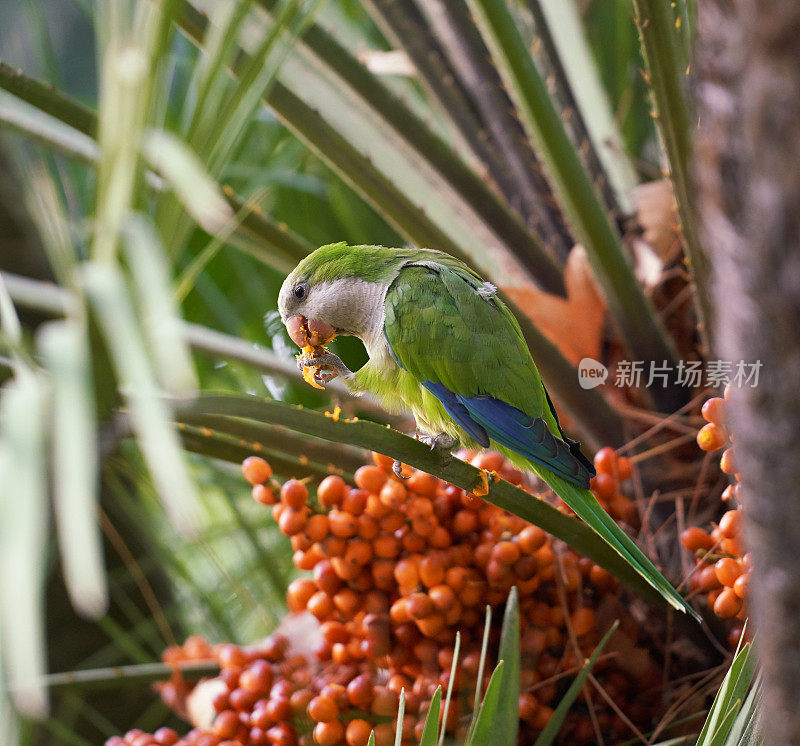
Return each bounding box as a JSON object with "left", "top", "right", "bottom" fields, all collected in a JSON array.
[{"left": 285, "top": 315, "right": 336, "bottom": 348}]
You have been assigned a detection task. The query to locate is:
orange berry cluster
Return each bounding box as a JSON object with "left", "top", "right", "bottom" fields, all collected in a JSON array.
[
  {"left": 587, "top": 447, "right": 636, "bottom": 526},
  {"left": 108, "top": 447, "right": 663, "bottom": 745},
  {"left": 684, "top": 393, "right": 748, "bottom": 636}
]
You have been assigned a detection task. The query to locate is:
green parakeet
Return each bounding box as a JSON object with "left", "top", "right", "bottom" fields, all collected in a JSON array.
[{"left": 279, "top": 242, "right": 697, "bottom": 619}]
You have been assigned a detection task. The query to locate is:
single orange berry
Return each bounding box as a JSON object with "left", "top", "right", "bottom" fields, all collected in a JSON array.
[
  {"left": 345, "top": 719, "right": 373, "bottom": 746},
  {"left": 278, "top": 507, "right": 308, "bottom": 536},
  {"left": 697, "top": 564, "right": 723, "bottom": 591},
  {"left": 680, "top": 526, "right": 715, "bottom": 553},
  {"left": 470, "top": 451, "right": 505, "bottom": 471},
  {"left": 286, "top": 578, "right": 316, "bottom": 613},
  {"left": 715, "top": 557, "right": 744, "bottom": 587},
  {"left": 304, "top": 513, "right": 329, "bottom": 543},
  {"left": 491, "top": 540, "right": 521, "bottom": 566},
  {"left": 519, "top": 693, "right": 540, "bottom": 722},
  {"left": 697, "top": 423, "right": 728, "bottom": 451},
  {"left": 371, "top": 451, "right": 395, "bottom": 471},
  {"left": 379, "top": 480, "right": 406, "bottom": 509},
  {"left": 357, "top": 514, "right": 379, "bottom": 541},
  {"left": 213, "top": 710, "right": 239, "bottom": 738},
  {"left": 416, "top": 613, "right": 445, "bottom": 638},
  {"left": 333, "top": 588, "right": 360, "bottom": 616},
  {"left": 714, "top": 587, "right": 743, "bottom": 619},
  {"left": 371, "top": 722, "right": 395, "bottom": 746},
  {"left": 344, "top": 538, "right": 373, "bottom": 566},
  {"left": 328, "top": 510, "right": 358, "bottom": 538},
  {"left": 317, "top": 475, "right": 346, "bottom": 508},
  {"left": 281, "top": 479, "right": 309, "bottom": 509},
  {"left": 428, "top": 584, "right": 457, "bottom": 612},
  {"left": 394, "top": 558, "right": 420, "bottom": 589},
  {"left": 406, "top": 471, "right": 439, "bottom": 497},
  {"left": 702, "top": 397, "right": 726, "bottom": 426},
  {"left": 406, "top": 592, "right": 435, "bottom": 619},
  {"left": 355, "top": 465, "right": 388, "bottom": 493},
  {"left": 589, "top": 564, "right": 617, "bottom": 591},
  {"left": 593, "top": 447, "right": 618, "bottom": 476},
  {"left": 722, "top": 535, "right": 745, "bottom": 556},
  {"left": 591, "top": 472, "right": 617, "bottom": 501},
  {"left": 242, "top": 456, "right": 272, "bottom": 485},
  {"left": 518, "top": 526, "right": 547, "bottom": 554},
  {"left": 616, "top": 456, "right": 632, "bottom": 481},
  {"left": 342, "top": 488, "right": 369, "bottom": 514},
  {"left": 306, "top": 591, "right": 334, "bottom": 620},
  {"left": 346, "top": 673, "right": 374, "bottom": 708},
  {"left": 719, "top": 509, "right": 742, "bottom": 539},
  {"left": 720, "top": 447, "right": 737, "bottom": 475},
  {"left": 429, "top": 525, "right": 452, "bottom": 549},
  {"left": 373, "top": 533, "right": 401, "bottom": 558},
  {"left": 419, "top": 555, "right": 446, "bottom": 587},
  {"left": 531, "top": 704, "right": 555, "bottom": 730},
  {"left": 307, "top": 694, "right": 339, "bottom": 723},
  {"left": 252, "top": 483, "right": 277, "bottom": 505},
  {"left": 452, "top": 509, "right": 478, "bottom": 535},
  {"left": 734, "top": 572, "right": 749, "bottom": 599},
  {"left": 313, "top": 720, "right": 345, "bottom": 746}
]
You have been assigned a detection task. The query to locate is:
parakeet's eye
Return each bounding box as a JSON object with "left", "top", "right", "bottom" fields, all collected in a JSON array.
[{"left": 293, "top": 282, "right": 307, "bottom": 300}]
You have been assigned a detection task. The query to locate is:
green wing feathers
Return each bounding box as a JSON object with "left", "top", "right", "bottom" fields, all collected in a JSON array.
[{"left": 382, "top": 257, "right": 697, "bottom": 619}]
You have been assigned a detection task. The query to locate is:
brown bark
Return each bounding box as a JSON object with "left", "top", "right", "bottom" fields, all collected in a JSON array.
[{"left": 694, "top": 2, "right": 800, "bottom": 744}]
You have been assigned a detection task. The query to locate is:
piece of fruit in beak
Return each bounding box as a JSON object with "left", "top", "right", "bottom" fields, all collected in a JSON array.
[
  {"left": 286, "top": 315, "right": 336, "bottom": 390},
  {"left": 285, "top": 315, "right": 336, "bottom": 350}
]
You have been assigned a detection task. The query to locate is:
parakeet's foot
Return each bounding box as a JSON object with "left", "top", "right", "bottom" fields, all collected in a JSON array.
[
  {"left": 296, "top": 351, "right": 353, "bottom": 384},
  {"left": 417, "top": 432, "right": 457, "bottom": 465},
  {"left": 392, "top": 460, "right": 409, "bottom": 480}
]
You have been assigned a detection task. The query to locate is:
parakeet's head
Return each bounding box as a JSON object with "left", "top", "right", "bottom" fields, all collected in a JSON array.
[{"left": 278, "top": 242, "right": 410, "bottom": 347}]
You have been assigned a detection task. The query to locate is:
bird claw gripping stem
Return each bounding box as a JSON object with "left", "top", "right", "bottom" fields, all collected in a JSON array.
[
  {"left": 393, "top": 433, "right": 458, "bottom": 480},
  {"left": 392, "top": 459, "right": 409, "bottom": 480},
  {"left": 296, "top": 351, "right": 352, "bottom": 389},
  {"left": 417, "top": 432, "right": 457, "bottom": 466}
]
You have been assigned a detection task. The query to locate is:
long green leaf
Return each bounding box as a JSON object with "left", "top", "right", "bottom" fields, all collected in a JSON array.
[
  {"left": 82, "top": 262, "right": 201, "bottom": 534},
  {"left": 174, "top": 393, "right": 672, "bottom": 608},
  {"left": 0, "top": 60, "right": 97, "bottom": 137},
  {"left": 468, "top": 605, "right": 492, "bottom": 736},
  {"left": 394, "top": 687, "right": 405, "bottom": 746},
  {"left": 122, "top": 214, "right": 199, "bottom": 395},
  {"left": 494, "top": 587, "right": 520, "bottom": 744},
  {"left": 631, "top": 0, "right": 713, "bottom": 354},
  {"left": 143, "top": 129, "right": 234, "bottom": 236},
  {"left": 438, "top": 631, "right": 461, "bottom": 746},
  {"left": 375, "top": 0, "right": 573, "bottom": 261},
  {"left": 534, "top": 0, "right": 639, "bottom": 209},
  {"left": 253, "top": 0, "right": 565, "bottom": 291},
  {"left": 0, "top": 372, "right": 49, "bottom": 716},
  {"left": 695, "top": 643, "right": 755, "bottom": 746},
  {"left": 0, "top": 64, "right": 309, "bottom": 272},
  {"left": 37, "top": 320, "right": 107, "bottom": 620},
  {"left": 467, "top": 0, "right": 684, "bottom": 412},
  {"left": 178, "top": 423, "right": 351, "bottom": 482},
  {"left": 419, "top": 686, "right": 441, "bottom": 746},
  {"left": 466, "top": 660, "right": 505, "bottom": 745},
  {"left": 723, "top": 678, "right": 761, "bottom": 746},
  {"left": 33, "top": 661, "right": 219, "bottom": 693}
]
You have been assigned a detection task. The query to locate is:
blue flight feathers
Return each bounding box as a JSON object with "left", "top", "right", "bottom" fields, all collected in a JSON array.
[{"left": 385, "top": 331, "right": 593, "bottom": 489}]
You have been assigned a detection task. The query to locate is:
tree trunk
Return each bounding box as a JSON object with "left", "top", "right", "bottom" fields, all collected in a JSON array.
[{"left": 694, "top": 2, "right": 800, "bottom": 744}]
